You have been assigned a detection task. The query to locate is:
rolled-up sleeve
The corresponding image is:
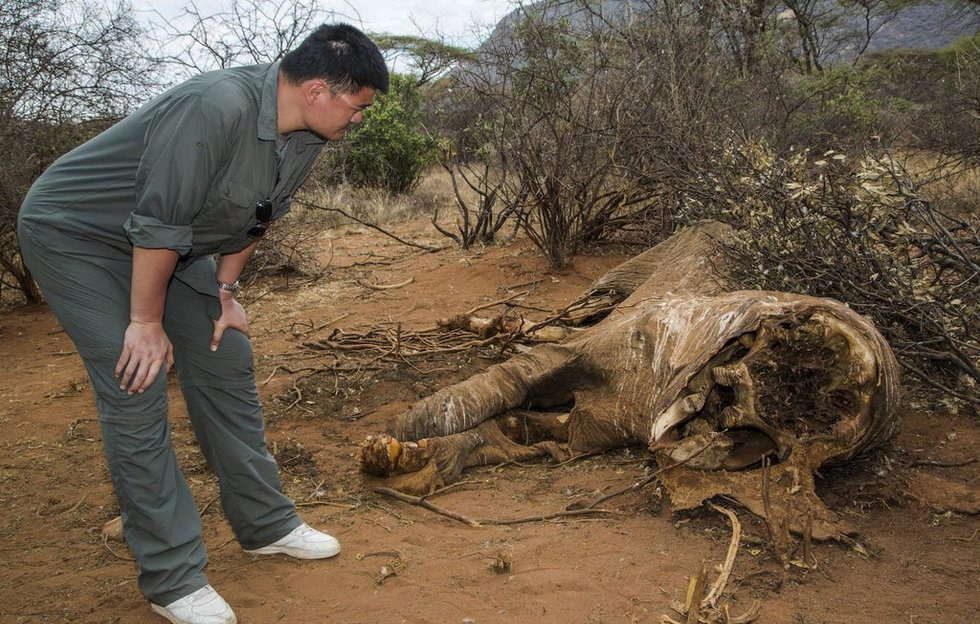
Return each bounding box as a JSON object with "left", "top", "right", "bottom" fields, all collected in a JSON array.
[
  {"left": 123, "top": 213, "right": 194, "bottom": 254},
  {"left": 125, "top": 91, "right": 236, "bottom": 255}
]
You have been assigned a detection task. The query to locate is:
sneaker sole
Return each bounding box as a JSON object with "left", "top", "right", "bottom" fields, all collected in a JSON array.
[
  {"left": 149, "top": 603, "right": 238, "bottom": 624},
  {"left": 243, "top": 543, "right": 341, "bottom": 559}
]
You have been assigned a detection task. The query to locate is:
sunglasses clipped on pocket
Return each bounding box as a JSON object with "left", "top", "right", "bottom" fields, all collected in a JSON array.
[{"left": 248, "top": 198, "right": 273, "bottom": 238}]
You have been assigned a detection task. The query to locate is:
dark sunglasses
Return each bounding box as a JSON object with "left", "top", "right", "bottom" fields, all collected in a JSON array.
[{"left": 248, "top": 199, "right": 273, "bottom": 238}]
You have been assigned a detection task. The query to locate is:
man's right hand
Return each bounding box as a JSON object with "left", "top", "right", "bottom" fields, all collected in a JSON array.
[{"left": 115, "top": 320, "right": 174, "bottom": 394}]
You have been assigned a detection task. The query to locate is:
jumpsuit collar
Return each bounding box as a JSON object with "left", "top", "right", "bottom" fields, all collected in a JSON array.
[
  {"left": 258, "top": 60, "right": 328, "bottom": 147},
  {"left": 258, "top": 61, "right": 281, "bottom": 142}
]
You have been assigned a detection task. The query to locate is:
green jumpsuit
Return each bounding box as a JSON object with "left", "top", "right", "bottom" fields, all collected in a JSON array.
[{"left": 17, "top": 61, "right": 325, "bottom": 605}]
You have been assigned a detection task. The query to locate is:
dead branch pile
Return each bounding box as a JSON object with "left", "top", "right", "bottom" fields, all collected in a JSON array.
[
  {"left": 676, "top": 146, "right": 979, "bottom": 407},
  {"left": 293, "top": 279, "right": 628, "bottom": 375},
  {"left": 301, "top": 325, "right": 510, "bottom": 365}
]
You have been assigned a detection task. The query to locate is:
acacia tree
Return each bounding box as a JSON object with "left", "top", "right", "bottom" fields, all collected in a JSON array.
[
  {"left": 0, "top": 0, "right": 159, "bottom": 303},
  {"left": 373, "top": 33, "right": 472, "bottom": 86}
]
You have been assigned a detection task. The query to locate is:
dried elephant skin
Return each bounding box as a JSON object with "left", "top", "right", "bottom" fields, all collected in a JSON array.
[{"left": 360, "top": 222, "right": 902, "bottom": 540}]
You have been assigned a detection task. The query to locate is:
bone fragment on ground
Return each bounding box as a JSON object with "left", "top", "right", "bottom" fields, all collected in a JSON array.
[
  {"left": 102, "top": 516, "right": 124, "bottom": 543},
  {"left": 360, "top": 222, "right": 902, "bottom": 538}
]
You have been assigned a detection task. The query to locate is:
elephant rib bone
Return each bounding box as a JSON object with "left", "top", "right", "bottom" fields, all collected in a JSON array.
[{"left": 702, "top": 504, "right": 741, "bottom": 609}]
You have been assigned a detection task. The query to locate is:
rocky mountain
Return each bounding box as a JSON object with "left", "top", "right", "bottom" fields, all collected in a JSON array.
[{"left": 480, "top": 0, "right": 980, "bottom": 60}]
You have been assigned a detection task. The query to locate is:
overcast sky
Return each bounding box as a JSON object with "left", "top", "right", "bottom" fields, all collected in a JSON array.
[{"left": 130, "top": 0, "right": 516, "bottom": 47}]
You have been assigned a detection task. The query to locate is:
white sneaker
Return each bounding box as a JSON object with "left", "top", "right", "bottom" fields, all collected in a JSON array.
[
  {"left": 150, "top": 585, "right": 236, "bottom": 624},
  {"left": 243, "top": 523, "right": 341, "bottom": 559}
]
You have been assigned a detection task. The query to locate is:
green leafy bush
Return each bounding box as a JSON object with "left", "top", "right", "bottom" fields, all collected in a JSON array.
[{"left": 334, "top": 73, "right": 436, "bottom": 194}]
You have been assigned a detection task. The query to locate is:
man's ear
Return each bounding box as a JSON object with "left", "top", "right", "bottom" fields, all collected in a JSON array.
[{"left": 304, "top": 79, "right": 327, "bottom": 105}]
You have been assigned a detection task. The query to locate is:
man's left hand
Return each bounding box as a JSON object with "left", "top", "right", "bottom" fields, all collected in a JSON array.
[{"left": 211, "top": 292, "right": 248, "bottom": 351}]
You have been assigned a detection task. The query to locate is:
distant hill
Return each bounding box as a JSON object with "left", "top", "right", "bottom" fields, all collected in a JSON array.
[
  {"left": 837, "top": 1, "right": 980, "bottom": 56},
  {"left": 479, "top": 0, "right": 980, "bottom": 60}
]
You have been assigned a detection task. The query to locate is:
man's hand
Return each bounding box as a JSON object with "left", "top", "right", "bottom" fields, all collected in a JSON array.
[
  {"left": 115, "top": 320, "right": 174, "bottom": 394},
  {"left": 211, "top": 292, "right": 248, "bottom": 351},
  {"left": 122, "top": 246, "right": 178, "bottom": 394}
]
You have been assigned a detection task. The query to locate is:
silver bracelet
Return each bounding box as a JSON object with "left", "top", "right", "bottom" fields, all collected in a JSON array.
[{"left": 216, "top": 280, "right": 240, "bottom": 294}]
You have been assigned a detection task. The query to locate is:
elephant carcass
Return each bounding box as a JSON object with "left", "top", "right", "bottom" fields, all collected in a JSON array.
[{"left": 359, "top": 222, "right": 902, "bottom": 540}]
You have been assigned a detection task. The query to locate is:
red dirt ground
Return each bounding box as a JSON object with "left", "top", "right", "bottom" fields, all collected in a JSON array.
[{"left": 1, "top": 219, "right": 977, "bottom": 624}]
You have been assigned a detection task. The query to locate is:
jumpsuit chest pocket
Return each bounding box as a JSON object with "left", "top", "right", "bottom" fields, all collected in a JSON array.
[
  {"left": 200, "top": 182, "right": 267, "bottom": 232},
  {"left": 204, "top": 182, "right": 263, "bottom": 226},
  {"left": 192, "top": 181, "right": 266, "bottom": 255}
]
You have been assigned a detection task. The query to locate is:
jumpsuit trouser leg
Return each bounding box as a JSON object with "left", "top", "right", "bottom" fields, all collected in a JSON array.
[
  {"left": 18, "top": 219, "right": 299, "bottom": 605},
  {"left": 162, "top": 278, "right": 300, "bottom": 550}
]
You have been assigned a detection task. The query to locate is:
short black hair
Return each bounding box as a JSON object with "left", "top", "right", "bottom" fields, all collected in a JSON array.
[{"left": 281, "top": 24, "right": 389, "bottom": 94}]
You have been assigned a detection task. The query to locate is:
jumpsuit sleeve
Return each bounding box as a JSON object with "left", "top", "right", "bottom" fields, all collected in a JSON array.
[{"left": 124, "top": 91, "right": 239, "bottom": 255}]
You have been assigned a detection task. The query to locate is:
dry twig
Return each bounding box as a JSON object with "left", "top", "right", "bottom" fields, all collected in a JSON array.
[
  {"left": 199, "top": 495, "right": 220, "bottom": 516},
  {"left": 296, "top": 199, "right": 440, "bottom": 252},
  {"left": 482, "top": 509, "right": 619, "bottom": 525},
  {"left": 947, "top": 529, "right": 979, "bottom": 542},
  {"left": 373, "top": 487, "right": 481, "bottom": 527},
  {"left": 585, "top": 439, "right": 717, "bottom": 510},
  {"left": 102, "top": 534, "right": 134, "bottom": 561},
  {"left": 373, "top": 487, "right": 617, "bottom": 527},
  {"left": 760, "top": 456, "right": 790, "bottom": 569},
  {"left": 909, "top": 457, "right": 977, "bottom": 468},
  {"left": 421, "top": 479, "right": 490, "bottom": 499}
]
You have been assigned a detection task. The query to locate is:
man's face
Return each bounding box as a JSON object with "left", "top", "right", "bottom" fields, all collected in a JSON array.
[{"left": 305, "top": 82, "right": 376, "bottom": 141}]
